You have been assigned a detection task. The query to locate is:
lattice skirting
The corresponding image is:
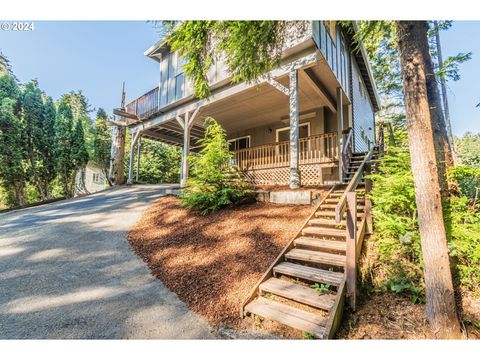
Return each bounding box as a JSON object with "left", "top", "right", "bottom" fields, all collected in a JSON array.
[{"left": 243, "top": 164, "right": 327, "bottom": 186}]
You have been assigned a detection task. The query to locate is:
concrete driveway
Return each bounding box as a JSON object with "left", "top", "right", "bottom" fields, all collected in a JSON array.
[{"left": 0, "top": 185, "right": 214, "bottom": 339}]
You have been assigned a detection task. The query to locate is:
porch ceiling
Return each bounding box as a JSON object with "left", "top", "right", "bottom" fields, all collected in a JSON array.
[
  {"left": 141, "top": 61, "right": 344, "bottom": 141},
  {"left": 190, "top": 71, "right": 334, "bottom": 133}
]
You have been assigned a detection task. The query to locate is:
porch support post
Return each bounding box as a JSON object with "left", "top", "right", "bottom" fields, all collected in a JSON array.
[
  {"left": 336, "top": 87, "right": 344, "bottom": 182},
  {"left": 289, "top": 69, "right": 300, "bottom": 189},
  {"left": 127, "top": 130, "right": 141, "bottom": 185},
  {"left": 178, "top": 107, "right": 201, "bottom": 188},
  {"left": 136, "top": 135, "right": 142, "bottom": 182},
  {"left": 181, "top": 113, "right": 191, "bottom": 188}
]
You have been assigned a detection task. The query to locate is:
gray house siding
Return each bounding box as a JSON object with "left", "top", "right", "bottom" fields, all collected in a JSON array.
[
  {"left": 226, "top": 108, "right": 326, "bottom": 147},
  {"left": 351, "top": 55, "right": 375, "bottom": 152},
  {"left": 312, "top": 21, "right": 350, "bottom": 99}
]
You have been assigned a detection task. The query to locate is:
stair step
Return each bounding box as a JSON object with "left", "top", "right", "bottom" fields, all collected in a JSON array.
[
  {"left": 285, "top": 248, "right": 346, "bottom": 267},
  {"left": 315, "top": 210, "right": 363, "bottom": 218},
  {"left": 294, "top": 237, "right": 346, "bottom": 252},
  {"left": 273, "top": 262, "right": 344, "bottom": 287},
  {"left": 319, "top": 203, "right": 338, "bottom": 209},
  {"left": 301, "top": 227, "right": 346, "bottom": 238},
  {"left": 325, "top": 198, "right": 340, "bottom": 204},
  {"left": 260, "top": 277, "right": 336, "bottom": 311},
  {"left": 245, "top": 297, "right": 327, "bottom": 338},
  {"left": 319, "top": 203, "right": 365, "bottom": 210},
  {"left": 308, "top": 218, "right": 346, "bottom": 227}
]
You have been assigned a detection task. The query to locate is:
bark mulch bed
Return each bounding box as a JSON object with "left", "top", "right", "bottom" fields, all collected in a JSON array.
[
  {"left": 127, "top": 195, "right": 313, "bottom": 331},
  {"left": 127, "top": 195, "right": 480, "bottom": 339},
  {"left": 336, "top": 292, "right": 480, "bottom": 339}
]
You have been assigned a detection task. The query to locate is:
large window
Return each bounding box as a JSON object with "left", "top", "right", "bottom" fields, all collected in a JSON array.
[
  {"left": 228, "top": 136, "right": 251, "bottom": 151},
  {"left": 275, "top": 122, "right": 310, "bottom": 142}
]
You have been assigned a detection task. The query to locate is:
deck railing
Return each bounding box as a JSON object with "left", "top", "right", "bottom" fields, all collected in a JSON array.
[
  {"left": 125, "top": 86, "right": 160, "bottom": 120},
  {"left": 233, "top": 132, "right": 338, "bottom": 171}
]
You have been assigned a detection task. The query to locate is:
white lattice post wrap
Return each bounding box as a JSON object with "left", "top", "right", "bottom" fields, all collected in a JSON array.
[
  {"left": 127, "top": 130, "right": 141, "bottom": 185},
  {"left": 136, "top": 136, "right": 142, "bottom": 182},
  {"left": 127, "top": 130, "right": 135, "bottom": 185},
  {"left": 289, "top": 69, "right": 300, "bottom": 189}
]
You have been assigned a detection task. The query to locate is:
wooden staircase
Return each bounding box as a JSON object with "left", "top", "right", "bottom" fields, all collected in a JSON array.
[{"left": 241, "top": 149, "right": 377, "bottom": 339}]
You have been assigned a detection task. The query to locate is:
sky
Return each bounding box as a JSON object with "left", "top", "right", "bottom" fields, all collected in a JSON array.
[
  {"left": 0, "top": 21, "right": 160, "bottom": 117},
  {"left": 0, "top": 20, "right": 479, "bottom": 136}
]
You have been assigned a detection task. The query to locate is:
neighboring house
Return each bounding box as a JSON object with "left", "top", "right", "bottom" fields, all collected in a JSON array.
[
  {"left": 75, "top": 163, "right": 108, "bottom": 195},
  {"left": 113, "top": 21, "right": 379, "bottom": 188}
]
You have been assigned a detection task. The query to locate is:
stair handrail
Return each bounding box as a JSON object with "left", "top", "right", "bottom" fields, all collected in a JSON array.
[
  {"left": 334, "top": 147, "right": 374, "bottom": 224},
  {"left": 341, "top": 128, "right": 354, "bottom": 181}
]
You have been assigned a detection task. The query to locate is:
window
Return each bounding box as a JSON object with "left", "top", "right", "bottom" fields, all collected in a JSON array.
[
  {"left": 175, "top": 56, "right": 187, "bottom": 100},
  {"left": 228, "top": 136, "right": 251, "bottom": 151},
  {"left": 92, "top": 172, "right": 104, "bottom": 184},
  {"left": 175, "top": 73, "right": 185, "bottom": 100},
  {"left": 276, "top": 122, "right": 310, "bottom": 142}
]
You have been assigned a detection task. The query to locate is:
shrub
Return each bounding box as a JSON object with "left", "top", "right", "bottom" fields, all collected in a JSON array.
[
  {"left": 363, "top": 137, "right": 424, "bottom": 295},
  {"left": 362, "top": 128, "right": 480, "bottom": 298},
  {"left": 180, "top": 117, "right": 252, "bottom": 214}
]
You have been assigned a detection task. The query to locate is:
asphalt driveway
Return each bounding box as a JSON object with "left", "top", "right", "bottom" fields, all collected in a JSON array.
[{"left": 0, "top": 185, "right": 214, "bottom": 339}]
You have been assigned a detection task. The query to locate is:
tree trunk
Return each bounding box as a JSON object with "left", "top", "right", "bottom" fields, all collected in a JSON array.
[
  {"left": 109, "top": 125, "right": 126, "bottom": 185},
  {"left": 35, "top": 181, "right": 49, "bottom": 201},
  {"left": 422, "top": 22, "right": 454, "bottom": 199},
  {"left": 396, "top": 21, "right": 462, "bottom": 339},
  {"left": 13, "top": 180, "right": 25, "bottom": 206}
]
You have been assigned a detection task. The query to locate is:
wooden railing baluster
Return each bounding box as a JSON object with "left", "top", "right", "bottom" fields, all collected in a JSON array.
[{"left": 232, "top": 132, "right": 339, "bottom": 171}]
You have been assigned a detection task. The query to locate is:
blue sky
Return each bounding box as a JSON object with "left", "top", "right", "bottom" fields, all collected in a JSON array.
[{"left": 0, "top": 20, "right": 478, "bottom": 136}]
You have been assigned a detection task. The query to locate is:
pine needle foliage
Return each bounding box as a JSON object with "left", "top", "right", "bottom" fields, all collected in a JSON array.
[
  {"left": 164, "top": 21, "right": 288, "bottom": 99},
  {"left": 180, "top": 117, "right": 252, "bottom": 214}
]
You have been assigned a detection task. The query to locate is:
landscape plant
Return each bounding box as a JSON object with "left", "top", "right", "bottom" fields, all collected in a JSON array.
[{"left": 180, "top": 117, "right": 252, "bottom": 214}]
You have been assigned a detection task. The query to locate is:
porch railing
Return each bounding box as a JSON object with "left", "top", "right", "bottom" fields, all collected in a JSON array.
[
  {"left": 125, "top": 86, "right": 160, "bottom": 119},
  {"left": 233, "top": 132, "right": 338, "bottom": 171}
]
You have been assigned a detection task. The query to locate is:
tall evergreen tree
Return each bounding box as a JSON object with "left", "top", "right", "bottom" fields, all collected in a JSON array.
[
  {"left": 0, "top": 51, "right": 13, "bottom": 77},
  {"left": 55, "top": 99, "right": 75, "bottom": 197},
  {"left": 72, "top": 119, "right": 89, "bottom": 193},
  {"left": 0, "top": 74, "right": 26, "bottom": 206},
  {"left": 93, "top": 108, "right": 112, "bottom": 181},
  {"left": 61, "top": 91, "right": 95, "bottom": 157},
  {"left": 39, "top": 96, "right": 57, "bottom": 198},
  {"left": 21, "top": 81, "right": 44, "bottom": 192},
  {"left": 0, "top": 97, "right": 27, "bottom": 206}
]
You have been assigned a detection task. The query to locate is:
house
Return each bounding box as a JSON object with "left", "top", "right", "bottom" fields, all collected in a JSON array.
[
  {"left": 110, "top": 21, "right": 383, "bottom": 338},
  {"left": 75, "top": 163, "right": 108, "bottom": 195},
  {"left": 112, "top": 21, "right": 379, "bottom": 189}
]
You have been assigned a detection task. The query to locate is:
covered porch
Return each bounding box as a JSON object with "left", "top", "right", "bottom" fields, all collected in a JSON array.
[{"left": 120, "top": 53, "right": 352, "bottom": 189}]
